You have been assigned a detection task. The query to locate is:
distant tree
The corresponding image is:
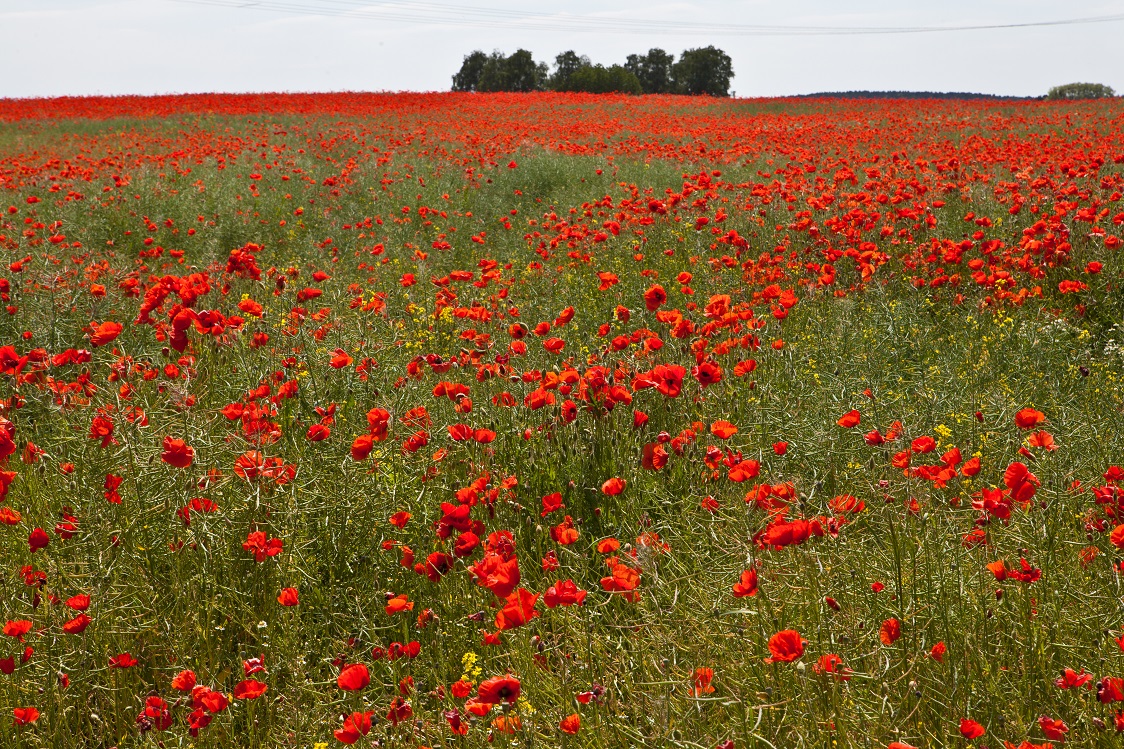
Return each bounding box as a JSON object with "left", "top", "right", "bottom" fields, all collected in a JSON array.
[
  {"left": 560, "top": 64, "right": 642, "bottom": 94},
  {"left": 550, "top": 50, "right": 591, "bottom": 91},
  {"left": 475, "top": 52, "right": 508, "bottom": 93},
  {"left": 506, "top": 49, "right": 549, "bottom": 92},
  {"left": 452, "top": 51, "right": 489, "bottom": 92},
  {"left": 671, "top": 46, "right": 733, "bottom": 96},
  {"left": 1046, "top": 82, "right": 1116, "bottom": 100},
  {"left": 475, "top": 49, "right": 549, "bottom": 93},
  {"left": 625, "top": 48, "right": 675, "bottom": 94}
]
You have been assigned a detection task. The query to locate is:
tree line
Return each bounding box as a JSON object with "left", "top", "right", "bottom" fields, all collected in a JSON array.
[
  {"left": 1045, "top": 82, "right": 1115, "bottom": 100},
  {"left": 452, "top": 47, "right": 733, "bottom": 96}
]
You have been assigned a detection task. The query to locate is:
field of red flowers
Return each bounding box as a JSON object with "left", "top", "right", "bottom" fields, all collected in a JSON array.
[{"left": 1, "top": 91, "right": 1123, "bottom": 748}]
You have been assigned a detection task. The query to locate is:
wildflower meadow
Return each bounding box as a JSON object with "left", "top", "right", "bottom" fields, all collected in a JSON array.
[{"left": 0, "top": 92, "right": 1123, "bottom": 748}]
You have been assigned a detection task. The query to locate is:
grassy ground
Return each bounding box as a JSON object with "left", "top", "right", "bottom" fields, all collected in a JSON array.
[{"left": 0, "top": 93, "right": 1122, "bottom": 748}]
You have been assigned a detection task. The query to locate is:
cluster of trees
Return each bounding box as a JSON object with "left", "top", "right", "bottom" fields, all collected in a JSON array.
[
  {"left": 1046, "top": 82, "right": 1116, "bottom": 100},
  {"left": 452, "top": 47, "right": 733, "bottom": 96}
]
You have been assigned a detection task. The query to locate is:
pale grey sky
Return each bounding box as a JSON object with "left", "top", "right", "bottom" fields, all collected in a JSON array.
[{"left": 1, "top": 0, "right": 1121, "bottom": 98}]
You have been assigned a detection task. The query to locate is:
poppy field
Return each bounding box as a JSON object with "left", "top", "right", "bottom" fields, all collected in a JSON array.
[{"left": 2, "top": 91, "right": 1124, "bottom": 748}]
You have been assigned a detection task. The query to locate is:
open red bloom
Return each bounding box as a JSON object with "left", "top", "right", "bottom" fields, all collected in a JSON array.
[
  {"left": 242, "top": 530, "right": 283, "bottom": 562},
  {"left": 89, "top": 320, "right": 123, "bottom": 347},
  {"left": 959, "top": 718, "right": 986, "bottom": 739},
  {"left": 643, "top": 284, "right": 667, "bottom": 311},
  {"left": 172, "top": 670, "right": 197, "bottom": 691},
  {"left": 1015, "top": 407, "right": 1045, "bottom": 430},
  {"left": 495, "top": 588, "right": 540, "bottom": 630},
  {"left": 1037, "top": 715, "right": 1068, "bottom": 740},
  {"left": 732, "top": 569, "right": 759, "bottom": 598},
  {"left": 233, "top": 679, "right": 268, "bottom": 700},
  {"left": 109, "top": 652, "right": 137, "bottom": 668},
  {"left": 601, "top": 477, "right": 626, "bottom": 496},
  {"left": 337, "top": 663, "right": 370, "bottom": 691},
  {"left": 160, "top": 436, "right": 194, "bottom": 468},
  {"left": 12, "top": 706, "right": 38, "bottom": 725},
  {"left": 334, "top": 711, "right": 374, "bottom": 744},
  {"left": 764, "top": 629, "right": 805, "bottom": 663},
  {"left": 477, "top": 674, "right": 521, "bottom": 704},
  {"left": 559, "top": 713, "right": 581, "bottom": 734},
  {"left": 879, "top": 618, "right": 901, "bottom": 645}
]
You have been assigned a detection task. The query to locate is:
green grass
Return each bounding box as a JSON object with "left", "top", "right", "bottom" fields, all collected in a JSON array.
[{"left": 0, "top": 96, "right": 1122, "bottom": 748}]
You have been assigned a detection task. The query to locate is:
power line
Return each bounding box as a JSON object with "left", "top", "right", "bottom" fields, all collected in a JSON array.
[{"left": 167, "top": 0, "right": 1124, "bottom": 36}]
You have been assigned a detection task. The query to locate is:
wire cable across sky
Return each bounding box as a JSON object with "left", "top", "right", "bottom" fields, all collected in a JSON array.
[{"left": 168, "top": 0, "right": 1124, "bottom": 37}]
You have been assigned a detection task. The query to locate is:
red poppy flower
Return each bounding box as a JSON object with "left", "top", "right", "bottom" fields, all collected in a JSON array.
[
  {"left": 3, "top": 620, "right": 31, "bottom": 641},
  {"left": 710, "top": 420, "right": 737, "bottom": 439},
  {"left": 337, "top": 663, "right": 370, "bottom": 691},
  {"left": 89, "top": 321, "right": 123, "bottom": 347},
  {"left": 1015, "top": 408, "right": 1045, "bottom": 429},
  {"left": 495, "top": 588, "right": 540, "bottom": 630},
  {"left": 601, "top": 477, "right": 625, "bottom": 495},
  {"left": 242, "top": 531, "right": 283, "bottom": 562},
  {"left": 1037, "top": 715, "right": 1068, "bottom": 740},
  {"left": 350, "top": 434, "right": 373, "bottom": 460},
  {"left": 692, "top": 667, "right": 715, "bottom": 696},
  {"left": 306, "top": 423, "right": 330, "bottom": 441},
  {"left": 171, "top": 670, "right": 197, "bottom": 691},
  {"left": 109, "top": 652, "right": 137, "bottom": 668},
  {"left": 160, "top": 436, "right": 194, "bottom": 468},
  {"left": 477, "top": 674, "right": 521, "bottom": 704},
  {"left": 334, "top": 711, "right": 374, "bottom": 744},
  {"left": 732, "top": 569, "right": 759, "bottom": 598},
  {"left": 385, "top": 594, "right": 414, "bottom": 615},
  {"left": 12, "top": 706, "right": 38, "bottom": 725},
  {"left": 959, "top": 718, "right": 986, "bottom": 739},
  {"left": 559, "top": 713, "right": 581, "bottom": 734},
  {"left": 643, "top": 284, "right": 667, "bottom": 311},
  {"left": 814, "top": 653, "right": 853, "bottom": 681},
  {"left": 544, "top": 579, "right": 587, "bottom": 608},
  {"left": 836, "top": 410, "right": 861, "bottom": 428},
  {"left": 28, "top": 527, "right": 49, "bottom": 551},
  {"left": 62, "top": 614, "right": 91, "bottom": 634},
  {"left": 233, "top": 679, "right": 268, "bottom": 700},
  {"left": 765, "top": 629, "right": 805, "bottom": 663},
  {"left": 277, "top": 587, "right": 299, "bottom": 606},
  {"left": 879, "top": 618, "right": 901, "bottom": 645},
  {"left": 329, "top": 348, "right": 353, "bottom": 369}
]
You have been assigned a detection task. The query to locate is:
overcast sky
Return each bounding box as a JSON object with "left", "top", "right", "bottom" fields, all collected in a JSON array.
[{"left": 1, "top": 0, "right": 1121, "bottom": 99}]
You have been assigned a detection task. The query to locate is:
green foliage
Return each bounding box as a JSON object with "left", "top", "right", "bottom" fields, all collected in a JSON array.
[
  {"left": 455, "top": 46, "right": 733, "bottom": 96},
  {"left": 558, "top": 64, "right": 643, "bottom": 95},
  {"left": 671, "top": 45, "right": 734, "bottom": 96},
  {"left": 455, "top": 49, "right": 549, "bottom": 93},
  {"left": 625, "top": 48, "right": 676, "bottom": 94},
  {"left": 549, "top": 50, "right": 590, "bottom": 91},
  {"left": 1046, "top": 82, "right": 1116, "bottom": 100},
  {"left": 451, "top": 50, "right": 488, "bottom": 92}
]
